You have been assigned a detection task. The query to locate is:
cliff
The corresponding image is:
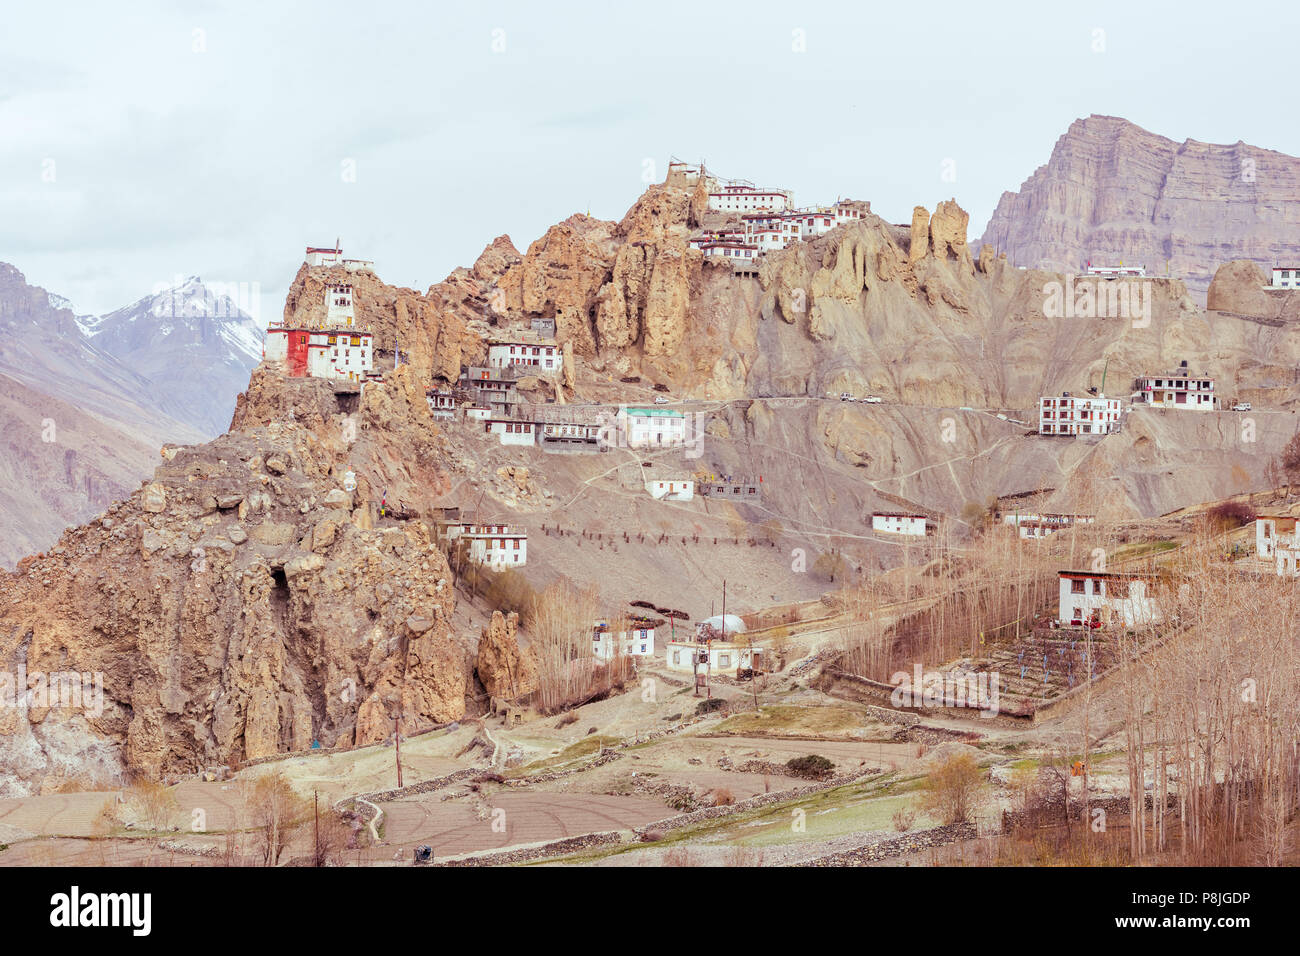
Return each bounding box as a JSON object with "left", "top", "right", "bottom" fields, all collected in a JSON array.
[{"left": 978, "top": 115, "right": 1300, "bottom": 303}]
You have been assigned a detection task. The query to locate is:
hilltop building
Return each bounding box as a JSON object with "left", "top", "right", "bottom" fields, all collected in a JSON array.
[
  {"left": 303, "top": 243, "right": 375, "bottom": 273},
  {"left": 1038, "top": 394, "right": 1123, "bottom": 435},
  {"left": 707, "top": 182, "right": 793, "bottom": 213},
  {"left": 263, "top": 282, "right": 374, "bottom": 382}
]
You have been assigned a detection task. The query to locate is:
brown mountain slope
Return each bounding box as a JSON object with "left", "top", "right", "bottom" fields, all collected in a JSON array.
[
  {"left": 0, "top": 264, "right": 205, "bottom": 568},
  {"left": 0, "top": 365, "right": 468, "bottom": 796}
]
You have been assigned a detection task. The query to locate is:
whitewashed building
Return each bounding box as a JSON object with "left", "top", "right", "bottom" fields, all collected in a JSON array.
[
  {"left": 483, "top": 419, "right": 537, "bottom": 446},
  {"left": 1132, "top": 364, "right": 1217, "bottom": 411},
  {"left": 665, "top": 640, "right": 763, "bottom": 675},
  {"left": 1256, "top": 514, "right": 1299, "bottom": 562},
  {"left": 263, "top": 281, "right": 373, "bottom": 383},
  {"left": 1038, "top": 395, "right": 1123, "bottom": 435},
  {"left": 305, "top": 245, "right": 344, "bottom": 267},
  {"left": 592, "top": 618, "right": 656, "bottom": 661},
  {"left": 427, "top": 389, "right": 457, "bottom": 420},
  {"left": 699, "top": 240, "right": 759, "bottom": 261},
  {"left": 1085, "top": 264, "right": 1147, "bottom": 278},
  {"left": 324, "top": 283, "right": 356, "bottom": 327},
  {"left": 440, "top": 523, "right": 528, "bottom": 569},
  {"left": 617, "top": 407, "right": 687, "bottom": 448},
  {"left": 872, "top": 513, "right": 928, "bottom": 536},
  {"left": 1268, "top": 267, "right": 1300, "bottom": 289},
  {"left": 1002, "top": 513, "right": 1095, "bottom": 539},
  {"left": 645, "top": 478, "right": 694, "bottom": 501},
  {"left": 707, "top": 183, "right": 793, "bottom": 213},
  {"left": 488, "top": 341, "right": 560, "bottom": 375},
  {"left": 1058, "top": 570, "right": 1168, "bottom": 628}
]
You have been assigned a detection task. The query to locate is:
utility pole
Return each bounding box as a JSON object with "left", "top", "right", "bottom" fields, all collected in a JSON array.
[
  {"left": 313, "top": 790, "right": 320, "bottom": 868},
  {"left": 394, "top": 712, "right": 404, "bottom": 789}
]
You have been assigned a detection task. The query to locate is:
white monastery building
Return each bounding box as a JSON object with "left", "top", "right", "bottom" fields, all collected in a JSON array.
[
  {"left": 1038, "top": 394, "right": 1123, "bottom": 435},
  {"left": 707, "top": 183, "right": 793, "bottom": 213},
  {"left": 1085, "top": 264, "right": 1147, "bottom": 278},
  {"left": 263, "top": 282, "right": 374, "bottom": 383},
  {"left": 303, "top": 243, "right": 374, "bottom": 273}
]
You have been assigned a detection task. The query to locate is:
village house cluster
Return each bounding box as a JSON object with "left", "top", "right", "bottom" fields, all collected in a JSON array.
[
  {"left": 1037, "top": 361, "right": 1224, "bottom": 438},
  {"left": 673, "top": 161, "right": 868, "bottom": 264}
]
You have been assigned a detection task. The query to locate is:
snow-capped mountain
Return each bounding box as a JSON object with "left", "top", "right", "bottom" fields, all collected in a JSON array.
[{"left": 88, "top": 275, "right": 265, "bottom": 436}]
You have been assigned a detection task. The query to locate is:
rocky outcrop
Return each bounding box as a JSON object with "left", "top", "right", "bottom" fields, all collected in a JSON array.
[
  {"left": 497, "top": 215, "right": 617, "bottom": 356},
  {"left": 1206, "top": 259, "right": 1300, "bottom": 320},
  {"left": 929, "top": 200, "right": 973, "bottom": 273},
  {"left": 0, "top": 364, "right": 468, "bottom": 794},
  {"left": 979, "top": 114, "right": 1300, "bottom": 303},
  {"left": 470, "top": 235, "right": 522, "bottom": 284},
  {"left": 474, "top": 611, "right": 538, "bottom": 700}
]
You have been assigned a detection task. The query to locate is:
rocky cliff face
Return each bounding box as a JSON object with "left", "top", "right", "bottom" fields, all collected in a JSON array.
[
  {"left": 0, "top": 364, "right": 474, "bottom": 795},
  {"left": 979, "top": 115, "right": 1300, "bottom": 302}
]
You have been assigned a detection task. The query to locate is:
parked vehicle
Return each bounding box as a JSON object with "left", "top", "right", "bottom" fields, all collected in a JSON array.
[
  {"left": 839, "top": 392, "right": 852, "bottom": 401},
  {"left": 653, "top": 396, "right": 670, "bottom": 405},
  {"left": 864, "top": 395, "right": 883, "bottom": 404},
  {"left": 1232, "top": 402, "right": 1252, "bottom": 411}
]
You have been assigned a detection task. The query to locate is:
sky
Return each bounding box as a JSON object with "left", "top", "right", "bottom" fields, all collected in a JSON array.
[{"left": 3, "top": 0, "right": 1300, "bottom": 320}]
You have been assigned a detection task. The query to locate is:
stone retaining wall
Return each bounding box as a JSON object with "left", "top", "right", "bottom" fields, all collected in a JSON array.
[{"left": 797, "top": 822, "right": 978, "bottom": 866}]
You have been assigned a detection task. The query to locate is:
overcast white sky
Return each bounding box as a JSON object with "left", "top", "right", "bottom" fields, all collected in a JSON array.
[{"left": 3, "top": 0, "right": 1299, "bottom": 319}]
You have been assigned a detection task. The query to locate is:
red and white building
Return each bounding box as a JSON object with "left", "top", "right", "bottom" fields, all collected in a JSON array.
[
  {"left": 263, "top": 283, "right": 374, "bottom": 382},
  {"left": 1038, "top": 394, "right": 1122, "bottom": 436},
  {"left": 1132, "top": 364, "right": 1217, "bottom": 411}
]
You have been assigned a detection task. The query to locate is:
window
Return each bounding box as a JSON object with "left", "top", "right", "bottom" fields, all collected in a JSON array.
[
  {"left": 718, "top": 654, "right": 731, "bottom": 668},
  {"left": 1071, "top": 579, "right": 1086, "bottom": 594}
]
